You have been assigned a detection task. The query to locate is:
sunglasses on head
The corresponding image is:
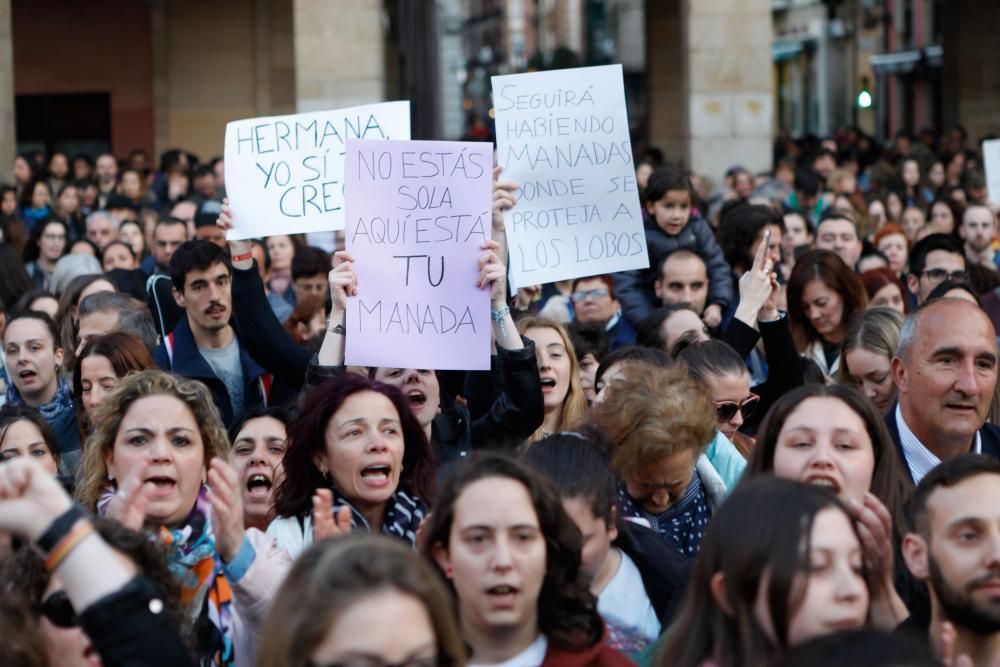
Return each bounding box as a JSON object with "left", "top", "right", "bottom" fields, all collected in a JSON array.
[
  {"left": 712, "top": 393, "right": 760, "bottom": 422},
  {"left": 39, "top": 591, "right": 78, "bottom": 628}
]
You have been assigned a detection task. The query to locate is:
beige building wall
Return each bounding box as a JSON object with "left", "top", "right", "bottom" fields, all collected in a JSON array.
[{"left": 647, "top": 0, "right": 773, "bottom": 180}]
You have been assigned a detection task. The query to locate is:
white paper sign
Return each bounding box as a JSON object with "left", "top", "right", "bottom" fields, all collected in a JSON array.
[
  {"left": 984, "top": 139, "right": 1000, "bottom": 206},
  {"left": 492, "top": 65, "right": 648, "bottom": 289},
  {"left": 224, "top": 101, "right": 411, "bottom": 240}
]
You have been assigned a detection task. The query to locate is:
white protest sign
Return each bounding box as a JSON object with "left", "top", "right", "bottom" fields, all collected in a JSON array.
[
  {"left": 224, "top": 101, "right": 410, "bottom": 240},
  {"left": 984, "top": 139, "right": 1000, "bottom": 206},
  {"left": 492, "top": 65, "right": 648, "bottom": 289}
]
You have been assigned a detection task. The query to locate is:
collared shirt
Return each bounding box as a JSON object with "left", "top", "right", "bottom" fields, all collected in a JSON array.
[{"left": 895, "top": 404, "right": 982, "bottom": 483}]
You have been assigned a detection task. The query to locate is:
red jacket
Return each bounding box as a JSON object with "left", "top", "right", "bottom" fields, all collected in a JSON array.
[{"left": 542, "top": 634, "right": 636, "bottom": 667}]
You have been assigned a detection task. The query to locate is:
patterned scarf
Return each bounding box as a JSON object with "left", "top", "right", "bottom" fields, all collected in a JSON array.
[
  {"left": 99, "top": 486, "right": 235, "bottom": 667},
  {"left": 618, "top": 474, "right": 711, "bottom": 558},
  {"left": 329, "top": 489, "right": 427, "bottom": 545},
  {"left": 6, "top": 377, "right": 75, "bottom": 424}
]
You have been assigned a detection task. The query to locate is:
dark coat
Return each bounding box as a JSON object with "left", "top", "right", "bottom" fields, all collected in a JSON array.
[
  {"left": 614, "top": 520, "right": 690, "bottom": 625},
  {"left": 614, "top": 211, "right": 732, "bottom": 326}
]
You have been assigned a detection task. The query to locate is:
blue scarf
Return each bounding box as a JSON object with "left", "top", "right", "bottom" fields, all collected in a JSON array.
[
  {"left": 6, "top": 378, "right": 75, "bottom": 425},
  {"left": 618, "top": 474, "right": 711, "bottom": 558}
]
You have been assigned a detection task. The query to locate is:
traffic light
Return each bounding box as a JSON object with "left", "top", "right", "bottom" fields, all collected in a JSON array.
[{"left": 857, "top": 76, "right": 873, "bottom": 109}]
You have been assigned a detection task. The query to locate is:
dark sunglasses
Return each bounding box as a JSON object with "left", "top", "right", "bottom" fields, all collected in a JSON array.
[
  {"left": 922, "top": 268, "right": 969, "bottom": 283},
  {"left": 39, "top": 591, "right": 78, "bottom": 628},
  {"left": 713, "top": 393, "right": 760, "bottom": 422}
]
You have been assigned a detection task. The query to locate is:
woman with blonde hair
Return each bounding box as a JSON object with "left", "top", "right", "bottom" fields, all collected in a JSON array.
[
  {"left": 516, "top": 315, "right": 588, "bottom": 441},
  {"left": 591, "top": 363, "right": 724, "bottom": 557},
  {"left": 837, "top": 307, "right": 904, "bottom": 415},
  {"left": 75, "top": 369, "right": 287, "bottom": 667},
  {"left": 258, "top": 535, "right": 466, "bottom": 667}
]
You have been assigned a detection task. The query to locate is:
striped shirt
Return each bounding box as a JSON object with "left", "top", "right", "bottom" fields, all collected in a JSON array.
[{"left": 895, "top": 404, "right": 982, "bottom": 483}]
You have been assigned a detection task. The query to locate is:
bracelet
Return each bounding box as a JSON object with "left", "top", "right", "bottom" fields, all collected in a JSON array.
[
  {"left": 36, "top": 504, "right": 87, "bottom": 554},
  {"left": 491, "top": 304, "right": 511, "bottom": 323},
  {"left": 45, "top": 521, "right": 94, "bottom": 572},
  {"left": 231, "top": 251, "right": 253, "bottom": 263}
]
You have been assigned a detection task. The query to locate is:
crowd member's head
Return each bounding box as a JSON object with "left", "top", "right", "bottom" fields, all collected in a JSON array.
[
  {"left": 228, "top": 406, "right": 291, "bottom": 532},
  {"left": 793, "top": 167, "right": 823, "bottom": 213},
  {"left": 76, "top": 369, "right": 231, "bottom": 527},
  {"left": 902, "top": 455, "right": 1000, "bottom": 663},
  {"left": 592, "top": 345, "right": 670, "bottom": 405},
  {"left": 679, "top": 340, "right": 756, "bottom": 441},
  {"left": 19, "top": 178, "right": 52, "bottom": 213},
  {"left": 192, "top": 165, "right": 218, "bottom": 200},
  {"left": 867, "top": 198, "right": 888, "bottom": 227},
  {"left": 100, "top": 239, "right": 136, "bottom": 272},
  {"left": 812, "top": 148, "right": 837, "bottom": 179},
  {"left": 928, "top": 197, "right": 962, "bottom": 237},
  {"left": 106, "top": 195, "right": 138, "bottom": 224},
  {"left": 259, "top": 535, "right": 465, "bottom": 667},
  {"left": 0, "top": 404, "right": 60, "bottom": 475},
  {"left": 117, "top": 218, "right": 147, "bottom": 259},
  {"left": 70, "top": 154, "right": 92, "bottom": 181},
  {"left": 169, "top": 240, "right": 233, "bottom": 335},
  {"left": 814, "top": 209, "right": 863, "bottom": 270},
  {"left": 284, "top": 294, "right": 328, "bottom": 347},
  {"left": 960, "top": 204, "right": 997, "bottom": 259},
  {"left": 5, "top": 517, "right": 186, "bottom": 667},
  {"left": 885, "top": 190, "right": 905, "bottom": 224},
  {"left": 3, "top": 311, "right": 64, "bottom": 407},
  {"left": 47, "top": 151, "right": 69, "bottom": 180},
  {"left": 893, "top": 298, "right": 997, "bottom": 465},
  {"left": 860, "top": 268, "right": 908, "bottom": 314},
  {"left": 787, "top": 249, "right": 867, "bottom": 351},
  {"left": 117, "top": 167, "right": 144, "bottom": 203},
  {"left": 369, "top": 364, "right": 441, "bottom": 442},
  {"left": 855, "top": 250, "right": 889, "bottom": 276},
  {"left": 423, "top": 453, "right": 610, "bottom": 663},
  {"left": 780, "top": 210, "right": 813, "bottom": 269},
  {"left": 655, "top": 249, "right": 709, "bottom": 315},
  {"left": 900, "top": 206, "right": 927, "bottom": 243},
  {"left": 642, "top": 166, "right": 693, "bottom": 237},
  {"left": 76, "top": 290, "right": 157, "bottom": 355},
  {"left": 26, "top": 218, "right": 69, "bottom": 268},
  {"left": 0, "top": 243, "right": 32, "bottom": 307},
  {"left": 13, "top": 153, "right": 34, "bottom": 186},
  {"left": 872, "top": 223, "right": 908, "bottom": 277},
  {"left": 592, "top": 364, "right": 716, "bottom": 555},
  {"left": 906, "top": 233, "right": 967, "bottom": 305},
  {"left": 94, "top": 153, "right": 118, "bottom": 189},
  {"left": 67, "top": 238, "right": 99, "bottom": 258},
  {"left": 779, "top": 629, "right": 938, "bottom": 667},
  {"left": 292, "top": 246, "right": 332, "bottom": 303},
  {"left": 566, "top": 321, "right": 610, "bottom": 405},
  {"left": 73, "top": 332, "right": 155, "bottom": 424},
  {"left": 719, "top": 202, "right": 783, "bottom": 275},
  {"left": 193, "top": 200, "right": 226, "bottom": 248},
  {"left": 53, "top": 182, "right": 80, "bottom": 219},
  {"left": 265, "top": 234, "right": 297, "bottom": 273},
  {"left": 151, "top": 217, "right": 188, "bottom": 271},
  {"left": 84, "top": 211, "right": 116, "bottom": 249},
  {"left": 637, "top": 303, "right": 711, "bottom": 358},
  {"left": 659, "top": 477, "right": 869, "bottom": 667},
  {"left": 14, "top": 289, "right": 59, "bottom": 320},
  {"left": 837, "top": 308, "right": 904, "bottom": 415},
  {"left": 49, "top": 254, "right": 104, "bottom": 296},
  {"left": 516, "top": 315, "right": 587, "bottom": 440},
  {"left": 272, "top": 373, "right": 434, "bottom": 533},
  {"left": 571, "top": 275, "right": 620, "bottom": 326}
]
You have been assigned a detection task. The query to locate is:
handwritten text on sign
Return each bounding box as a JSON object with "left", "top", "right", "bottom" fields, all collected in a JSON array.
[
  {"left": 223, "top": 101, "right": 410, "bottom": 240},
  {"left": 344, "top": 139, "right": 493, "bottom": 371},
  {"left": 492, "top": 65, "right": 648, "bottom": 288}
]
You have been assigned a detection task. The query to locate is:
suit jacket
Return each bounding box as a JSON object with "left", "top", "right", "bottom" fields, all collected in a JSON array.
[{"left": 883, "top": 401, "right": 1000, "bottom": 483}]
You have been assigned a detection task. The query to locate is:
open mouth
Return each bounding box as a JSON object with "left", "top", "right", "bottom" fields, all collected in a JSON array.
[
  {"left": 18, "top": 369, "right": 37, "bottom": 382},
  {"left": 360, "top": 464, "right": 392, "bottom": 486},
  {"left": 246, "top": 473, "right": 272, "bottom": 499},
  {"left": 540, "top": 377, "right": 557, "bottom": 391},
  {"left": 485, "top": 584, "right": 519, "bottom": 607},
  {"left": 805, "top": 475, "right": 840, "bottom": 493},
  {"left": 145, "top": 476, "right": 177, "bottom": 495},
  {"left": 406, "top": 390, "right": 427, "bottom": 410}
]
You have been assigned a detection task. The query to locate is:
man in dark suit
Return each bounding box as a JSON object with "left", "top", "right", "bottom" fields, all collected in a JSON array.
[{"left": 886, "top": 297, "right": 1000, "bottom": 483}]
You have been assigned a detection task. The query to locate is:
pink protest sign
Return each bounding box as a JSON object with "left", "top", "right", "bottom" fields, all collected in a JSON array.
[{"left": 344, "top": 139, "right": 493, "bottom": 371}]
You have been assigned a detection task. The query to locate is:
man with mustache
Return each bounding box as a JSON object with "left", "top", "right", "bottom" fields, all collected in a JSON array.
[
  {"left": 888, "top": 298, "right": 1000, "bottom": 483},
  {"left": 901, "top": 454, "right": 1000, "bottom": 665}
]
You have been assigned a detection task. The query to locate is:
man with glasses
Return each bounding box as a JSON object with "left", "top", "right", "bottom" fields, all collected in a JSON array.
[
  {"left": 906, "top": 234, "right": 968, "bottom": 306},
  {"left": 570, "top": 275, "right": 636, "bottom": 349}
]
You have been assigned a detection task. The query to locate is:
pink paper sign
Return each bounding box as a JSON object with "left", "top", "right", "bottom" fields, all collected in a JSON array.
[{"left": 344, "top": 139, "right": 493, "bottom": 371}]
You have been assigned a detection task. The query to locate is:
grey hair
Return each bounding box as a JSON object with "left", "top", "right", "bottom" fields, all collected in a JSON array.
[
  {"left": 85, "top": 210, "right": 114, "bottom": 228},
  {"left": 78, "top": 292, "right": 159, "bottom": 352},
  {"left": 896, "top": 297, "right": 989, "bottom": 363}
]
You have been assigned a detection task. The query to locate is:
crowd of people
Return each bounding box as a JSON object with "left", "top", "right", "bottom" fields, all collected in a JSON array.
[{"left": 0, "top": 124, "right": 998, "bottom": 667}]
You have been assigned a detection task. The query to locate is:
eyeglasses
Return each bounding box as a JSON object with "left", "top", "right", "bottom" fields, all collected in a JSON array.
[
  {"left": 712, "top": 393, "right": 760, "bottom": 422},
  {"left": 921, "top": 268, "right": 969, "bottom": 283},
  {"left": 39, "top": 591, "right": 78, "bottom": 628},
  {"left": 308, "top": 658, "right": 444, "bottom": 667},
  {"left": 571, "top": 288, "right": 609, "bottom": 303}
]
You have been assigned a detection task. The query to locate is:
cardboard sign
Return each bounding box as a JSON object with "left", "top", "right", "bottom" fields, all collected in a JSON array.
[
  {"left": 492, "top": 65, "right": 648, "bottom": 288},
  {"left": 344, "top": 139, "right": 493, "bottom": 371},
  {"left": 224, "top": 101, "right": 410, "bottom": 240}
]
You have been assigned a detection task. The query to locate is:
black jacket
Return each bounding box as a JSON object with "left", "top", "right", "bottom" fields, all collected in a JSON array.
[
  {"left": 614, "top": 520, "right": 690, "bottom": 625},
  {"left": 883, "top": 403, "right": 1000, "bottom": 483}
]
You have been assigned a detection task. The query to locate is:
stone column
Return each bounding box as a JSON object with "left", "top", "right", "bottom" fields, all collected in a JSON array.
[
  {"left": 0, "top": 0, "right": 15, "bottom": 182},
  {"left": 647, "top": 0, "right": 773, "bottom": 181},
  {"left": 293, "top": 0, "right": 386, "bottom": 112}
]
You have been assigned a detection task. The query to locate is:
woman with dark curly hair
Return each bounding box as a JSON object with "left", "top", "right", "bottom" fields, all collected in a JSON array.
[{"left": 422, "top": 453, "right": 632, "bottom": 666}]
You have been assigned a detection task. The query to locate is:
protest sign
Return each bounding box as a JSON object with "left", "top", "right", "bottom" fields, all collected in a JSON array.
[
  {"left": 984, "top": 139, "right": 1000, "bottom": 206},
  {"left": 224, "top": 101, "right": 410, "bottom": 240},
  {"left": 344, "top": 139, "right": 493, "bottom": 371},
  {"left": 492, "top": 64, "right": 648, "bottom": 288}
]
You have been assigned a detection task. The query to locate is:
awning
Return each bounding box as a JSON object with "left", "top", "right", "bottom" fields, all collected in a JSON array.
[
  {"left": 870, "top": 45, "right": 943, "bottom": 74},
  {"left": 772, "top": 41, "right": 803, "bottom": 62}
]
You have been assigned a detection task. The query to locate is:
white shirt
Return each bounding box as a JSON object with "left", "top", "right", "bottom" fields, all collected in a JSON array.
[
  {"left": 469, "top": 634, "right": 548, "bottom": 667},
  {"left": 895, "top": 404, "right": 982, "bottom": 483},
  {"left": 598, "top": 550, "right": 661, "bottom": 651}
]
